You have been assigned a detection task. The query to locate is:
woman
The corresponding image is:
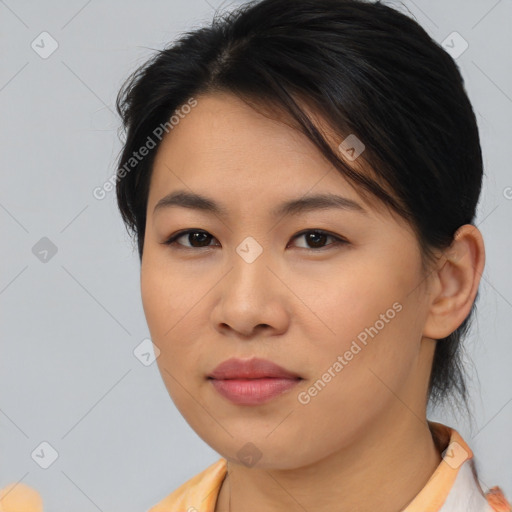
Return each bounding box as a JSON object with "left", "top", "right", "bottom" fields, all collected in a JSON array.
[
  {"left": 114, "top": 0, "right": 510, "bottom": 511},
  {"left": 1, "top": 0, "right": 509, "bottom": 511}
]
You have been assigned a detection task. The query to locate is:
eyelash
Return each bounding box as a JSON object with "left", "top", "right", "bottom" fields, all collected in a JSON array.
[{"left": 161, "top": 229, "right": 348, "bottom": 252}]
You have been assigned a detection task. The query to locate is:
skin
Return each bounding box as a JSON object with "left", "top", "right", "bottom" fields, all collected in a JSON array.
[{"left": 140, "top": 91, "right": 485, "bottom": 512}]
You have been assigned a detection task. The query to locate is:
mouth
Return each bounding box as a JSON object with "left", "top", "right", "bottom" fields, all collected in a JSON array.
[{"left": 207, "top": 357, "right": 303, "bottom": 405}]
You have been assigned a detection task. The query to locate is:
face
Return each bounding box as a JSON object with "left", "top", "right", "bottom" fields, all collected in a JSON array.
[{"left": 140, "top": 92, "right": 435, "bottom": 469}]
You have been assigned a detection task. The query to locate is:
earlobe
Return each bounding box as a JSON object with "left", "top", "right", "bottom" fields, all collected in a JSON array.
[{"left": 422, "top": 224, "right": 485, "bottom": 340}]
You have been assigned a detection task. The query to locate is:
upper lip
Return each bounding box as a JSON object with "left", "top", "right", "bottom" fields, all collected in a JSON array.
[{"left": 208, "top": 357, "right": 302, "bottom": 380}]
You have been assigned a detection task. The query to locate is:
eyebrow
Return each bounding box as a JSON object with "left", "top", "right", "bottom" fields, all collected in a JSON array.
[{"left": 153, "top": 190, "right": 367, "bottom": 218}]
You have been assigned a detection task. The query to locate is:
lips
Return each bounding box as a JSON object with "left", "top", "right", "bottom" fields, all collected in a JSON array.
[
  {"left": 208, "top": 357, "right": 302, "bottom": 380},
  {"left": 207, "top": 357, "right": 302, "bottom": 405}
]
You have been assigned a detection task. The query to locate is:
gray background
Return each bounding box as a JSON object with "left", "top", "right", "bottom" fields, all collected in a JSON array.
[{"left": 1, "top": 0, "right": 511, "bottom": 510}]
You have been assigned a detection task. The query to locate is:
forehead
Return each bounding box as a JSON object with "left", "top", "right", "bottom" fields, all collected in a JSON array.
[
  {"left": 154, "top": 92, "right": 330, "bottom": 175},
  {"left": 148, "top": 92, "right": 395, "bottom": 220}
]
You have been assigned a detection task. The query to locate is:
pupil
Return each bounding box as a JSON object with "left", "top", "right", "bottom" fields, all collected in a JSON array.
[
  {"left": 191, "top": 232, "right": 209, "bottom": 247},
  {"left": 308, "top": 231, "right": 326, "bottom": 248}
]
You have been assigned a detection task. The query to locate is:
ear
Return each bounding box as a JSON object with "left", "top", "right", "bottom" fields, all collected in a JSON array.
[{"left": 422, "top": 224, "right": 485, "bottom": 340}]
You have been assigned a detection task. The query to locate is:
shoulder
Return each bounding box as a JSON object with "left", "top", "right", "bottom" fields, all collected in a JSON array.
[
  {"left": 147, "top": 458, "right": 228, "bottom": 512},
  {"left": 485, "top": 486, "right": 512, "bottom": 512}
]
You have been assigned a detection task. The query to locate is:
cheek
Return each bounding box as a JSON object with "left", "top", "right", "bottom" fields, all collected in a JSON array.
[
  {"left": 140, "top": 252, "right": 191, "bottom": 339},
  {"left": 289, "top": 309, "right": 420, "bottom": 452},
  {"left": 296, "top": 258, "right": 422, "bottom": 404},
  {"left": 299, "top": 261, "right": 404, "bottom": 345},
  {"left": 140, "top": 257, "right": 205, "bottom": 379}
]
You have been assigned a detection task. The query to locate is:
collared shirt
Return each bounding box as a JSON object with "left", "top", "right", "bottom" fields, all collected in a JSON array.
[{"left": 147, "top": 421, "right": 511, "bottom": 512}]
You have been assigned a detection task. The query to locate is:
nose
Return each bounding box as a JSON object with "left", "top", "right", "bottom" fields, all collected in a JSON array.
[{"left": 210, "top": 246, "right": 290, "bottom": 338}]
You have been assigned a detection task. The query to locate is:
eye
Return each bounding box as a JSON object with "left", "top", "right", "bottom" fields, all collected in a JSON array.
[
  {"left": 161, "top": 229, "right": 348, "bottom": 251},
  {"left": 289, "top": 229, "right": 348, "bottom": 250},
  {"left": 162, "top": 229, "right": 219, "bottom": 249}
]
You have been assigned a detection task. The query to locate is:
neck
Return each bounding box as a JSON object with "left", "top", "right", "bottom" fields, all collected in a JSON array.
[{"left": 215, "top": 412, "right": 442, "bottom": 512}]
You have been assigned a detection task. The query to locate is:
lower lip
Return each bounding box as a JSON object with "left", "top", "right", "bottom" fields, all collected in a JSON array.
[{"left": 209, "top": 377, "right": 301, "bottom": 405}]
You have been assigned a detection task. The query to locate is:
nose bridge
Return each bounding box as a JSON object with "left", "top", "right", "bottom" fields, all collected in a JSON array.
[
  {"left": 221, "top": 233, "right": 276, "bottom": 304},
  {"left": 235, "top": 235, "right": 266, "bottom": 266}
]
